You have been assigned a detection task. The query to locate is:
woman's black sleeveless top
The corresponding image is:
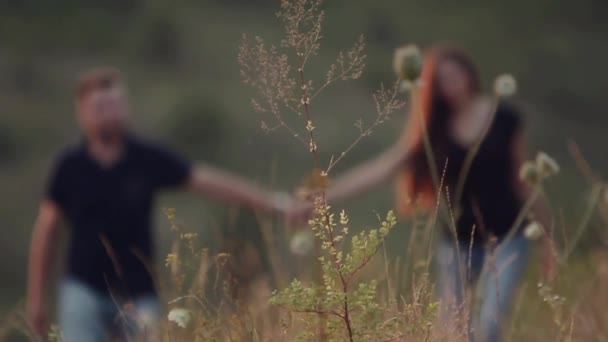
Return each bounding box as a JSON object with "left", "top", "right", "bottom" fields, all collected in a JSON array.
[{"left": 441, "top": 102, "right": 523, "bottom": 242}]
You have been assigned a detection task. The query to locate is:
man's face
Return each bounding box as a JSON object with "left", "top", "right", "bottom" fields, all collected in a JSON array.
[{"left": 77, "top": 86, "right": 129, "bottom": 141}]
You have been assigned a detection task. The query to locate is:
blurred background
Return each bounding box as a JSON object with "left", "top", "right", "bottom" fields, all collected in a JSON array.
[{"left": 1, "top": 0, "right": 607, "bottom": 323}]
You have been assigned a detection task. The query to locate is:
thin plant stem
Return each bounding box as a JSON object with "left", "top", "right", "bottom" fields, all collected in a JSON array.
[
  {"left": 562, "top": 183, "right": 602, "bottom": 262},
  {"left": 498, "top": 185, "right": 542, "bottom": 253},
  {"left": 297, "top": 53, "right": 321, "bottom": 170},
  {"left": 424, "top": 159, "right": 449, "bottom": 273},
  {"left": 412, "top": 86, "right": 441, "bottom": 195},
  {"left": 454, "top": 98, "right": 499, "bottom": 213},
  {"left": 468, "top": 224, "right": 477, "bottom": 283},
  {"left": 326, "top": 80, "right": 403, "bottom": 173},
  {"left": 383, "top": 243, "right": 394, "bottom": 305},
  {"left": 444, "top": 186, "right": 467, "bottom": 307}
]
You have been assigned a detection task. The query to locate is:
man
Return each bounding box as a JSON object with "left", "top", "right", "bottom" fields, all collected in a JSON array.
[{"left": 26, "top": 67, "right": 290, "bottom": 341}]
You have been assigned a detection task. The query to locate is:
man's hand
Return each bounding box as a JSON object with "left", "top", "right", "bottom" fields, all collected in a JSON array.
[
  {"left": 26, "top": 294, "right": 48, "bottom": 336},
  {"left": 190, "top": 166, "right": 289, "bottom": 214},
  {"left": 280, "top": 196, "right": 313, "bottom": 228}
]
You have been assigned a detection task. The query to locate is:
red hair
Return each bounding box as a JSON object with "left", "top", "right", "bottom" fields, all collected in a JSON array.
[{"left": 395, "top": 46, "right": 481, "bottom": 215}]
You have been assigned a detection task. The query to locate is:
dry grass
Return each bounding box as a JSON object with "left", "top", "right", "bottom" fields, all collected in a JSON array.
[{"left": 2, "top": 1, "right": 607, "bottom": 341}]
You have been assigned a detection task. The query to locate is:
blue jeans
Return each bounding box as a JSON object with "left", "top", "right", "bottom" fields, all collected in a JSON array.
[
  {"left": 58, "top": 278, "right": 161, "bottom": 342},
  {"left": 436, "top": 233, "right": 530, "bottom": 342}
]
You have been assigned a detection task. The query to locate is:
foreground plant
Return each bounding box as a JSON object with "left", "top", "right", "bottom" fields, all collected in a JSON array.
[
  {"left": 238, "top": 0, "right": 404, "bottom": 174},
  {"left": 271, "top": 203, "right": 397, "bottom": 340},
  {"left": 239, "top": 0, "right": 407, "bottom": 340}
]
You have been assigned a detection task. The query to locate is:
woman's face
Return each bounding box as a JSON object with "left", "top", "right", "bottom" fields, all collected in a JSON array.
[{"left": 435, "top": 59, "right": 472, "bottom": 105}]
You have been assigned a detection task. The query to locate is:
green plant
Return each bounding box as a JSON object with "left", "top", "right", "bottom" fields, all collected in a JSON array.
[
  {"left": 236, "top": 1, "right": 568, "bottom": 341},
  {"left": 271, "top": 203, "right": 397, "bottom": 340},
  {"left": 238, "top": 0, "right": 407, "bottom": 340}
]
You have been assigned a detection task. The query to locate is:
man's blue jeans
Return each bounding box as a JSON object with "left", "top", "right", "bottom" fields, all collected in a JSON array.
[
  {"left": 437, "top": 233, "right": 530, "bottom": 341},
  {"left": 58, "top": 278, "right": 160, "bottom": 342}
]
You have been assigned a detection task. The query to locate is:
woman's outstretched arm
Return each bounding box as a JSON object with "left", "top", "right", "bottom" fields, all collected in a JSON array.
[{"left": 326, "top": 137, "right": 410, "bottom": 204}]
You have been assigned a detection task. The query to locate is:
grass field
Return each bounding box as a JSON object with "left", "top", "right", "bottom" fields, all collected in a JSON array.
[{"left": 1, "top": 0, "right": 608, "bottom": 341}]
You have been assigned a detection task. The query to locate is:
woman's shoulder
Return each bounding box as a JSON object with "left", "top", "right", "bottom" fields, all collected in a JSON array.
[
  {"left": 470, "top": 96, "right": 524, "bottom": 141},
  {"left": 496, "top": 100, "right": 523, "bottom": 125},
  {"left": 493, "top": 100, "right": 525, "bottom": 140},
  {"left": 473, "top": 95, "right": 522, "bottom": 122},
  {"left": 470, "top": 96, "right": 523, "bottom": 133}
]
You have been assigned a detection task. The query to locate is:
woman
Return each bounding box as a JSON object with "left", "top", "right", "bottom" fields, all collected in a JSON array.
[{"left": 323, "top": 46, "right": 553, "bottom": 341}]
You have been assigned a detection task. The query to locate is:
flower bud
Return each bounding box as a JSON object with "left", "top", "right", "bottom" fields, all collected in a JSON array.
[
  {"left": 536, "top": 152, "right": 560, "bottom": 178},
  {"left": 393, "top": 45, "right": 423, "bottom": 82},
  {"left": 168, "top": 308, "right": 192, "bottom": 328},
  {"left": 524, "top": 221, "right": 544, "bottom": 240},
  {"left": 494, "top": 73, "right": 517, "bottom": 98},
  {"left": 519, "top": 160, "right": 539, "bottom": 184}
]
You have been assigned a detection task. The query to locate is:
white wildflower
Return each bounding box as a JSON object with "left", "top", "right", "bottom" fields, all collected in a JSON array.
[
  {"left": 519, "top": 160, "right": 539, "bottom": 184},
  {"left": 524, "top": 221, "right": 544, "bottom": 240},
  {"left": 290, "top": 230, "right": 315, "bottom": 256},
  {"left": 536, "top": 152, "right": 560, "bottom": 178},
  {"left": 168, "top": 308, "right": 192, "bottom": 328},
  {"left": 494, "top": 73, "right": 517, "bottom": 98},
  {"left": 393, "top": 45, "right": 423, "bottom": 82},
  {"left": 47, "top": 325, "right": 64, "bottom": 342}
]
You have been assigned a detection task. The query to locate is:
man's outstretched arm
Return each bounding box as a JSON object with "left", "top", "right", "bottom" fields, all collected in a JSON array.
[
  {"left": 187, "top": 165, "right": 289, "bottom": 214},
  {"left": 27, "top": 200, "right": 62, "bottom": 336}
]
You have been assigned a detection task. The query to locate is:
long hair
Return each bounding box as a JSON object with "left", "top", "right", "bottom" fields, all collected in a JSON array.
[{"left": 396, "top": 46, "right": 482, "bottom": 214}]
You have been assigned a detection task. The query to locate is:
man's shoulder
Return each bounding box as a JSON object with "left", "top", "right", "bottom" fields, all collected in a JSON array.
[
  {"left": 53, "top": 143, "right": 85, "bottom": 167},
  {"left": 47, "top": 143, "right": 85, "bottom": 183},
  {"left": 496, "top": 101, "right": 522, "bottom": 121}
]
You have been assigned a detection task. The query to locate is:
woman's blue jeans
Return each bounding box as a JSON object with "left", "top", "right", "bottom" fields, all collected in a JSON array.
[{"left": 436, "top": 233, "right": 530, "bottom": 341}]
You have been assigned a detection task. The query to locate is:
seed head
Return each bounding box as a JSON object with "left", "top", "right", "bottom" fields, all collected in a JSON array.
[
  {"left": 524, "top": 221, "right": 544, "bottom": 240},
  {"left": 494, "top": 73, "right": 517, "bottom": 98},
  {"left": 536, "top": 152, "right": 560, "bottom": 178},
  {"left": 168, "top": 308, "right": 192, "bottom": 328},
  {"left": 519, "top": 160, "right": 540, "bottom": 184},
  {"left": 393, "top": 45, "right": 423, "bottom": 82}
]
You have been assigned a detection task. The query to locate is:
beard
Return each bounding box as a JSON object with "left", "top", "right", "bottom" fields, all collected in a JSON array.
[{"left": 98, "top": 125, "right": 126, "bottom": 145}]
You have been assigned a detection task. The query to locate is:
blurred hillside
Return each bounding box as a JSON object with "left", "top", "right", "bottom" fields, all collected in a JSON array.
[{"left": 1, "top": 0, "right": 607, "bottom": 314}]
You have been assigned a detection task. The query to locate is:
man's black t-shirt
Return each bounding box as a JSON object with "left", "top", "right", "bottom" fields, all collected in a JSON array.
[{"left": 46, "top": 135, "right": 191, "bottom": 298}]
